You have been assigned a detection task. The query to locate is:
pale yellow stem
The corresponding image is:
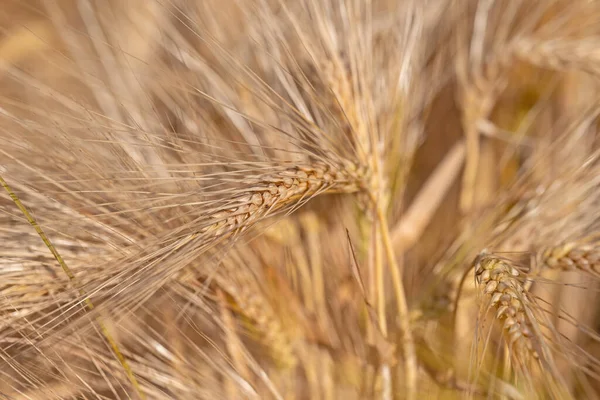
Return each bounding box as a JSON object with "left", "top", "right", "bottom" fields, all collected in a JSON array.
[{"left": 377, "top": 205, "right": 417, "bottom": 400}]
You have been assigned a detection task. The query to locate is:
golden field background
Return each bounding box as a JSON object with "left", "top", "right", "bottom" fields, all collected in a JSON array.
[{"left": 1, "top": 1, "right": 600, "bottom": 399}]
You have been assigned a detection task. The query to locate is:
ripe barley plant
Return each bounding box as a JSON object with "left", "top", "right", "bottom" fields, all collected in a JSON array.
[{"left": 3, "top": 1, "right": 600, "bottom": 399}]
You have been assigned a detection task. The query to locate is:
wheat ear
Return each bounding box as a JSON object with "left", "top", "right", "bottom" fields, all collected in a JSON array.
[
  {"left": 42, "top": 162, "right": 362, "bottom": 341},
  {"left": 514, "top": 39, "right": 600, "bottom": 78},
  {"left": 474, "top": 252, "right": 540, "bottom": 360},
  {"left": 198, "top": 163, "right": 361, "bottom": 240},
  {"left": 539, "top": 239, "right": 600, "bottom": 274}
]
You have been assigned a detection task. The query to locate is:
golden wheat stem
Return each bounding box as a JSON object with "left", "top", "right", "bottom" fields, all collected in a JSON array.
[
  {"left": 372, "top": 220, "right": 392, "bottom": 400},
  {"left": 0, "top": 175, "right": 146, "bottom": 399},
  {"left": 376, "top": 204, "right": 417, "bottom": 400},
  {"left": 392, "top": 140, "right": 465, "bottom": 250},
  {"left": 374, "top": 224, "right": 387, "bottom": 336},
  {"left": 461, "top": 121, "right": 481, "bottom": 214}
]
